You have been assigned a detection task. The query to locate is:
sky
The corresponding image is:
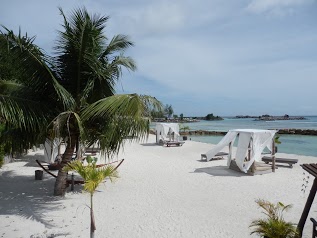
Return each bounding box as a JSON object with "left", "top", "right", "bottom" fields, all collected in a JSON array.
[{"left": 1, "top": 0, "right": 317, "bottom": 116}]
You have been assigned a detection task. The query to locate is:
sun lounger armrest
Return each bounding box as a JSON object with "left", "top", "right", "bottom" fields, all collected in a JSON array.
[
  {"left": 201, "top": 154, "right": 207, "bottom": 161},
  {"left": 311, "top": 218, "right": 317, "bottom": 237}
]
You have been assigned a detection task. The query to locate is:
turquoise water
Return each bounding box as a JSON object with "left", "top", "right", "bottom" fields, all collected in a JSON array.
[
  {"left": 155, "top": 116, "right": 317, "bottom": 157},
  {"left": 190, "top": 134, "right": 317, "bottom": 157},
  {"left": 182, "top": 116, "right": 317, "bottom": 132}
]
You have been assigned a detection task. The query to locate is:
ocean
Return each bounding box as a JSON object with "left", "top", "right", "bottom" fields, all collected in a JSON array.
[{"left": 179, "top": 116, "right": 317, "bottom": 157}]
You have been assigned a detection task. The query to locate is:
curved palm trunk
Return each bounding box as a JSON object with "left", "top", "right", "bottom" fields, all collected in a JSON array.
[
  {"left": 54, "top": 129, "right": 77, "bottom": 196},
  {"left": 90, "top": 193, "right": 96, "bottom": 238}
]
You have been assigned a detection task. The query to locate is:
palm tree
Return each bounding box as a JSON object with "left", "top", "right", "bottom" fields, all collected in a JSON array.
[
  {"left": 250, "top": 199, "right": 299, "bottom": 238},
  {"left": 0, "top": 7, "right": 162, "bottom": 196},
  {"left": 0, "top": 29, "right": 61, "bottom": 154},
  {"left": 64, "top": 159, "right": 118, "bottom": 238}
]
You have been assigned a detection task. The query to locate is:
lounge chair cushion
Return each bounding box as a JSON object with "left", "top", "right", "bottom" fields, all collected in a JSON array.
[{"left": 262, "top": 156, "right": 298, "bottom": 168}]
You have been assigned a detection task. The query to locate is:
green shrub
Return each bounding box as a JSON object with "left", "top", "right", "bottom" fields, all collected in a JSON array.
[{"left": 250, "top": 199, "right": 299, "bottom": 238}]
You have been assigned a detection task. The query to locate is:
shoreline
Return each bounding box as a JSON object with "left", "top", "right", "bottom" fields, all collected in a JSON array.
[
  {"left": 179, "top": 129, "right": 317, "bottom": 136},
  {"left": 1, "top": 135, "right": 317, "bottom": 238},
  {"left": 150, "top": 129, "right": 317, "bottom": 136}
]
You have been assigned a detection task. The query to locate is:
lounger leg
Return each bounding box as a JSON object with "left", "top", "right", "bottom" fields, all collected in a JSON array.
[
  {"left": 298, "top": 178, "right": 317, "bottom": 236},
  {"left": 71, "top": 173, "right": 75, "bottom": 191}
]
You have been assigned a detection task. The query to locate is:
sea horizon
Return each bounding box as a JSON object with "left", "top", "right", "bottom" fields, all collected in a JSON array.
[{"left": 154, "top": 116, "right": 317, "bottom": 157}]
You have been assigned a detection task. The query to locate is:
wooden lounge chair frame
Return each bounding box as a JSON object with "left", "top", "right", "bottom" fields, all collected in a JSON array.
[
  {"left": 262, "top": 156, "right": 298, "bottom": 168},
  {"left": 310, "top": 218, "right": 317, "bottom": 237},
  {"left": 35, "top": 159, "right": 124, "bottom": 186},
  {"left": 201, "top": 152, "right": 229, "bottom": 161},
  {"left": 164, "top": 141, "right": 185, "bottom": 147}
]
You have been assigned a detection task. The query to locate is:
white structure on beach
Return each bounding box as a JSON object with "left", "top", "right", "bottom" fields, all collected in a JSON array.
[
  {"left": 44, "top": 138, "right": 62, "bottom": 163},
  {"left": 155, "top": 123, "right": 180, "bottom": 144},
  {"left": 203, "top": 129, "right": 277, "bottom": 173},
  {"left": 43, "top": 139, "right": 106, "bottom": 164}
]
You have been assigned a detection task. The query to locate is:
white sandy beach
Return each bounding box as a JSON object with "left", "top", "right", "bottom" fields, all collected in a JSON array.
[{"left": 1, "top": 134, "right": 317, "bottom": 238}]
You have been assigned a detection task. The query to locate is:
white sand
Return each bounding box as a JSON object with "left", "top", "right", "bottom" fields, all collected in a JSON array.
[{"left": 1, "top": 134, "right": 317, "bottom": 238}]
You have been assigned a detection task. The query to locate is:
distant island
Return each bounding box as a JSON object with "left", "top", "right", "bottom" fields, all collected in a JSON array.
[
  {"left": 194, "top": 113, "right": 223, "bottom": 121},
  {"left": 152, "top": 117, "right": 199, "bottom": 123},
  {"left": 235, "top": 114, "right": 307, "bottom": 121},
  {"left": 153, "top": 113, "right": 223, "bottom": 123},
  {"left": 204, "top": 113, "right": 223, "bottom": 121}
]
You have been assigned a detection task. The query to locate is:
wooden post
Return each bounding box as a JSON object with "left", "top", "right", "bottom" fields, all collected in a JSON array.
[
  {"left": 228, "top": 142, "right": 232, "bottom": 161},
  {"left": 248, "top": 142, "right": 251, "bottom": 161},
  {"left": 51, "top": 139, "right": 54, "bottom": 163},
  {"left": 298, "top": 178, "right": 317, "bottom": 237},
  {"left": 71, "top": 173, "right": 75, "bottom": 191},
  {"left": 272, "top": 139, "right": 276, "bottom": 172}
]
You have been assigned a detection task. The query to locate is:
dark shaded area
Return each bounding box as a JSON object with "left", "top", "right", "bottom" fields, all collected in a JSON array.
[
  {"left": 140, "top": 143, "right": 160, "bottom": 147},
  {"left": 0, "top": 154, "right": 82, "bottom": 231},
  {"left": 193, "top": 166, "right": 249, "bottom": 177}
]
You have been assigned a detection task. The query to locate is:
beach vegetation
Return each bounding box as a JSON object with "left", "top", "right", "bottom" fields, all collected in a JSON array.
[
  {"left": 205, "top": 113, "right": 223, "bottom": 121},
  {"left": 179, "top": 124, "right": 190, "bottom": 140},
  {"left": 179, "top": 124, "right": 190, "bottom": 133},
  {"left": 150, "top": 108, "right": 164, "bottom": 118},
  {"left": 275, "top": 136, "right": 281, "bottom": 145},
  {"left": 64, "top": 160, "right": 118, "bottom": 238},
  {"left": 164, "top": 104, "right": 174, "bottom": 118},
  {"left": 0, "top": 44, "right": 48, "bottom": 153},
  {"left": 250, "top": 199, "right": 299, "bottom": 238},
  {"left": 0, "top": 7, "right": 162, "bottom": 196}
]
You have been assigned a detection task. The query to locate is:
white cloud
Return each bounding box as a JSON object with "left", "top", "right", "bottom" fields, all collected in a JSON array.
[
  {"left": 246, "top": 0, "right": 314, "bottom": 15},
  {"left": 1, "top": 0, "right": 317, "bottom": 115}
]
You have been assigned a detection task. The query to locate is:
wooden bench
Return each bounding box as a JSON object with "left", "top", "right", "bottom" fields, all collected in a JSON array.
[
  {"left": 262, "top": 156, "right": 298, "bottom": 168},
  {"left": 165, "top": 141, "right": 185, "bottom": 147},
  {"left": 201, "top": 152, "right": 229, "bottom": 161}
]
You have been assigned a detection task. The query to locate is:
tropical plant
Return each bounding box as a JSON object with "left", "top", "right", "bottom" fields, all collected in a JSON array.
[
  {"left": 274, "top": 136, "right": 281, "bottom": 145},
  {"left": 150, "top": 108, "right": 164, "bottom": 118},
  {"left": 179, "top": 124, "right": 190, "bottom": 140},
  {"left": 179, "top": 124, "right": 190, "bottom": 133},
  {"left": 164, "top": 104, "right": 173, "bottom": 118},
  {"left": 250, "top": 199, "right": 299, "bottom": 238},
  {"left": 64, "top": 160, "right": 118, "bottom": 238},
  {"left": 0, "top": 32, "right": 53, "bottom": 153},
  {"left": 0, "top": 7, "right": 162, "bottom": 196}
]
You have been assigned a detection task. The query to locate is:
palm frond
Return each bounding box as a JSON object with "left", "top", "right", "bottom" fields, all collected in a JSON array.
[
  {"left": 81, "top": 94, "right": 161, "bottom": 157},
  {"left": 0, "top": 80, "right": 22, "bottom": 93},
  {"left": 0, "top": 27, "right": 75, "bottom": 109},
  {"left": 63, "top": 160, "right": 118, "bottom": 194},
  {"left": 102, "top": 34, "right": 134, "bottom": 58},
  {"left": 55, "top": 7, "right": 108, "bottom": 103},
  {"left": 49, "top": 111, "right": 86, "bottom": 141},
  {"left": 0, "top": 93, "right": 50, "bottom": 132},
  {"left": 83, "top": 94, "right": 161, "bottom": 119}
]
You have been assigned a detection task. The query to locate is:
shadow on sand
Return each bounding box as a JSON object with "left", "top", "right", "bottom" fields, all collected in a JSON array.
[
  {"left": 16, "top": 153, "right": 47, "bottom": 167},
  {"left": 140, "top": 142, "right": 160, "bottom": 147},
  {"left": 194, "top": 166, "right": 250, "bottom": 177},
  {"left": 0, "top": 157, "right": 82, "bottom": 234}
]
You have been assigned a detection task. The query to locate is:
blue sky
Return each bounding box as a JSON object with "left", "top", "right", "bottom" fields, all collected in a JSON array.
[{"left": 1, "top": 0, "right": 317, "bottom": 116}]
